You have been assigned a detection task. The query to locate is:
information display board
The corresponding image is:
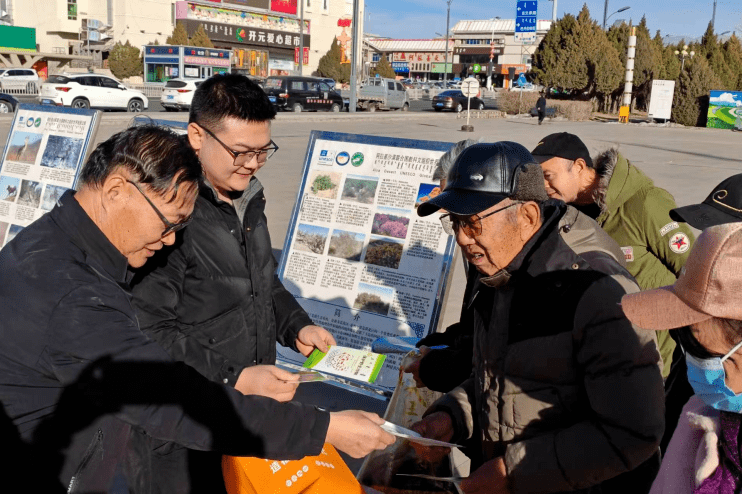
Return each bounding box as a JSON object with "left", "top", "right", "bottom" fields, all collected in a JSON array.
[
  {"left": 647, "top": 80, "right": 675, "bottom": 121},
  {"left": 0, "top": 105, "right": 100, "bottom": 248},
  {"left": 276, "top": 132, "right": 457, "bottom": 393}
]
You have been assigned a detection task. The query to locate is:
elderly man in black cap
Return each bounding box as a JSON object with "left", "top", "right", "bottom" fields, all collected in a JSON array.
[{"left": 411, "top": 142, "right": 665, "bottom": 494}]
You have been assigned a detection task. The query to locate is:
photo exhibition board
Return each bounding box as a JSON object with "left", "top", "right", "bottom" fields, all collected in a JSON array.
[
  {"left": 0, "top": 105, "right": 100, "bottom": 248},
  {"left": 276, "top": 131, "right": 457, "bottom": 393}
]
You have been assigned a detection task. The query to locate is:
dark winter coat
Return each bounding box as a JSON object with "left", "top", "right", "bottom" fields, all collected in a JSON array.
[
  {"left": 131, "top": 178, "right": 313, "bottom": 386},
  {"left": 428, "top": 202, "right": 665, "bottom": 493},
  {"left": 0, "top": 191, "right": 329, "bottom": 492}
]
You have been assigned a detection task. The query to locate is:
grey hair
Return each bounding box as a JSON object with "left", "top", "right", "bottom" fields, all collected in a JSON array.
[{"left": 433, "top": 139, "right": 481, "bottom": 181}]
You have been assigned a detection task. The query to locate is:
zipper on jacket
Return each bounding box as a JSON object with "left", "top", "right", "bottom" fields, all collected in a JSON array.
[{"left": 67, "top": 428, "right": 103, "bottom": 493}]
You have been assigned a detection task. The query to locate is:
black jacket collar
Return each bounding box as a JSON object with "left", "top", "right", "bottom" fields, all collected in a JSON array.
[{"left": 51, "top": 190, "right": 130, "bottom": 283}]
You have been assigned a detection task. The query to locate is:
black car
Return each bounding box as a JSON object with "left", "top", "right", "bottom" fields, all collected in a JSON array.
[
  {"left": 263, "top": 76, "right": 344, "bottom": 112},
  {"left": 0, "top": 92, "right": 19, "bottom": 113},
  {"left": 432, "top": 90, "right": 485, "bottom": 112}
]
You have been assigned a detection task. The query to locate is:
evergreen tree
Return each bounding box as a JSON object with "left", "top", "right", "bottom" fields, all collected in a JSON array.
[
  {"left": 373, "top": 55, "right": 396, "bottom": 78},
  {"left": 722, "top": 35, "right": 742, "bottom": 90},
  {"left": 108, "top": 41, "right": 143, "bottom": 79},
  {"left": 166, "top": 22, "right": 189, "bottom": 45},
  {"left": 317, "top": 37, "right": 343, "bottom": 81},
  {"left": 672, "top": 56, "right": 723, "bottom": 126},
  {"left": 662, "top": 46, "right": 681, "bottom": 81},
  {"left": 189, "top": 25, "right": 214, "bottom": 48}
]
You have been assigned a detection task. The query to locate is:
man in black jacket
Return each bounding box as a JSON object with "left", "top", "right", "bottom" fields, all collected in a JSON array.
[
  {"left": 0, "top": 125, "right": 394, "bottom": 492},
  {"left": 130, "top": 74, "right": 338, "bottom": 490},
  {"left": 536, "top": 92, "right": 547, "bottom": 125}
]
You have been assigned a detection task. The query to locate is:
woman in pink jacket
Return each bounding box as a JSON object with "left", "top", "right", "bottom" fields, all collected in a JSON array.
[{"left": 622, "top": 222, "right": 742, "bottom": 494}]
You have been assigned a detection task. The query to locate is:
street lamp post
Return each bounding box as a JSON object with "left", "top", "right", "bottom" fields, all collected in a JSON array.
[
  {"left": 486, "top": 16, "right": 500, "bottom": 90},
  {"left": 674, "top": 45, "right": 695, "bottom": 71},
  {"left": 443, "top": 0, "right": 453, "bottom": 83},
  {"left": 604, "top": 5, "right": 630, "bottom": 30}
]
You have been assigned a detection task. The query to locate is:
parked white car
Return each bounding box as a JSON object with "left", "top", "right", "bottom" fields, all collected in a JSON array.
[
  {"left": 0, "top": 68, "right": 40, "bottom": 92},
  {"left": 38, "top": 74, "right": 148, "bottom": 111},
  {"left": 161, "top": 78, "right": 205, "bottom": 111}
]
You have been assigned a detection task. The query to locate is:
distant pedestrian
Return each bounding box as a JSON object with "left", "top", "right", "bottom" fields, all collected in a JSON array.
[{"left": 536, "top": 92, "right": 547, "bottom": 125}]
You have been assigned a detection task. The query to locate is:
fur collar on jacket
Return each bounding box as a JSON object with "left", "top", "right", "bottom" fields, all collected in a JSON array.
[{"left": 591, "top": 148, "right": 619, "bottom": 214}]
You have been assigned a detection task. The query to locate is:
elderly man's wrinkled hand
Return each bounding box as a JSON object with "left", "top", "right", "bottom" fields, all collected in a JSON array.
[
  {"left": 402, "top": 346, "right": 432, "bottom": 388},
  {"left": 234, "top": 365, "right": 299, "bottom": 402},
  {"left": 296, "top": 325, "right": 337, "bottom": 356},
  {"left": 460, "top": 457, "right": 510, "bottom": 494},
  {"left": 326, "top": 410, "right": 396, "bottom": 458},
  {"left": 409, "top": 411, "right": 454, "bottom": 463}
]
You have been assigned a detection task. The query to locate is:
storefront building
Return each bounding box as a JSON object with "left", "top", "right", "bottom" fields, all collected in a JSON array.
[
  {"left": 143, "top": 45, "right": 232, "bottom": 83},
  {"left": 365, "top": 38, "right": 453, "bottom": 81},
  {"left": 175, "top": 1, "right": 309, "bottom": 78},
  {"left": 451, "top": 18, "right": 551, "bottom": 87}
]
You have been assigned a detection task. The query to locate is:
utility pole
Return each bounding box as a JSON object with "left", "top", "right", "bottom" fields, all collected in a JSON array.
[
  {"left": 443, "top": 0, "right": 452, "bottom": 83},
  {"left": 299, "top": 0, "right": 304, "bottom": 76},
  {"left": 349, "top": 0, "right": 361, "bottom": 112},
  {"left": 602, "top": 0, "right": 609, "bottom": 30},
  {"left": 711, "top": 0, "right": 717, "bottom": 30},
  {"left": 551, "top": 0, "right": 557, "bottom": 22}
]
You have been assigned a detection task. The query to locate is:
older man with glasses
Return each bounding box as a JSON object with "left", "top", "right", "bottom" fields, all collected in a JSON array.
[
  {"left": 410, "top": 142, "right": 665, "bottom": 494},
  {"left": 128, "top": 74, "right": 339, "bottom": 491},
  {"left": 0, "top": 125, "right": 394, "bottom": 492}
]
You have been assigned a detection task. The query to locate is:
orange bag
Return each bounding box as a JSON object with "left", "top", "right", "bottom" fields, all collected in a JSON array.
[{"left": 223, "top": 444, "right": 365, "bottom": 494}]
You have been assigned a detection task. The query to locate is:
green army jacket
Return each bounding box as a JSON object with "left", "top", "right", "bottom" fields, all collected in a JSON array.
[{"left": 593, "top": 149, "right": 694, "bottom": 377}]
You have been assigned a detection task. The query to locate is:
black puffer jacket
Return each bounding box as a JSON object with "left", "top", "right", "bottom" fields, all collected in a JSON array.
[
  {"left": 132, "top": 178, "right": 313, "bottom": 386},
  {"left": 0, "top": 191, "right": 329, "bottom": 492}
]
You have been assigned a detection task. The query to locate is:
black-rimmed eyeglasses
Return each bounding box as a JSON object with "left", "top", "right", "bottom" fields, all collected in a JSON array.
[
  {"left": 439, "top": 202, "right": 522, "bottom": 237},
  {"left": 127, "top": 180, "right": 192, "bottom": 237},
  {"left": 198, "top": 123, "right": 279, "bottom": 166}
]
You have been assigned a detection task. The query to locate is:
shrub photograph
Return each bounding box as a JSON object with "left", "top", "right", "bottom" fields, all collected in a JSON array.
[
  {"left": 293, "top": 223, "right": 329, "bottom": 255},
  {"left": 308, "top": 170, "right": 341, "bottom": 200},
  {"left": 340, "top": 175, "right": 379, "bottom": 205},
  {"left": 353, "top": 283, "right": 393, "bottom": 316},
  {"left": 364, "top": 237, "right": 404, "bottom": 270},
  {"left": 40, "top": 184, "right": 68, "bottom": 212},
  {"left": 371, "top": 210, "right": 410, "bottom": 240},
  {"left": 328, "top": 229, "right": 365, "bottom": 261}
]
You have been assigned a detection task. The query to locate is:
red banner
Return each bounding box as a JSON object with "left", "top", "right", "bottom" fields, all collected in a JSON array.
[
  {"left": 271, "top": 0, "right": 297, "bottom": 15},
  {"left": 294, "top": 46, "right": 309, "bottom": 65}
]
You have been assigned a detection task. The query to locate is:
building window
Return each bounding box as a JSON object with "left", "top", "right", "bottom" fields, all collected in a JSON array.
[
  {"left": 306, "top": 0, "right": 311, "bottom": 8},
  {"left": 67, "top": 0, "right": 77, "bottom": 20},
  {"left": 372, "top": 53, "right": 380, "bottom": 62},
  {"left": 323, "top": 0, "right": 329, "bottom": 10}
]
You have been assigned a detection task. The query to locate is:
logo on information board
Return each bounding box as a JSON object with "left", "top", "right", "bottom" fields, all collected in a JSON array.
[
  {"left": 26, "top": 118, "right": 34, "bottom": 127},
  {"left": 34, "top": 118, "right": 41, "bottom": 128},
  {"left": 317, "top": 149, "right": 335, "bottom": 165},
  {"left": 336, "top": 151, "right": 350, "bottom": 166},
  {"left": 351, "top": 152, "right": 364, "bottom": 166}
]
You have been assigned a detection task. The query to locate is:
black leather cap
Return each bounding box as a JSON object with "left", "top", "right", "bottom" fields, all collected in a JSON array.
[
  {"left": 671, "top": 173, "right": 742, "bottom": 229},
  {"left": 418, "top": 141, "right": 545, "bottom": 217}
]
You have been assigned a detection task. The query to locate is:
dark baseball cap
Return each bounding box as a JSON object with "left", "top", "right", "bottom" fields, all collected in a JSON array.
[
  {"left": 670, "top": 174, "right": 742, "bottom": 230},
  {"left": 417, "top": 141, "right": 548, "bottom": 217},
  {"left": 530, "top": 132, "right": 594, "bottom": 168}
]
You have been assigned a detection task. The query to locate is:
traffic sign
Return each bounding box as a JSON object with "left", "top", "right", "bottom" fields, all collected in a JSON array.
[
  {"left": 461, "top": 77, "right": 479, "bottom": 98},
  {"left": 515, "top": 0, "right": 538, "bottom": 44},
  {"left": 516, "top": 73, "right": 528, "bottom": 86}
]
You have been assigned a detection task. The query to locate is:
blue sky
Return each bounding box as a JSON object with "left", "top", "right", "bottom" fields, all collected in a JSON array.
[{"left": 364, "top": 0, "right": 742, "bottom": 41}]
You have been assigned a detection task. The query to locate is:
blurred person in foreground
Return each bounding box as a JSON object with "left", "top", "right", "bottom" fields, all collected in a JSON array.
[
  {"left": 622, "top": 222, "right": 742, "bottom": 493},
  {"left": 130, "top": 74, "right": 337, "bottom": 491},
  {"left": 411, "top": 141, "right": 665, "bottom": 493},
  {"left": 0, "top": 125, "right": 394, "bottom": 492}
]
